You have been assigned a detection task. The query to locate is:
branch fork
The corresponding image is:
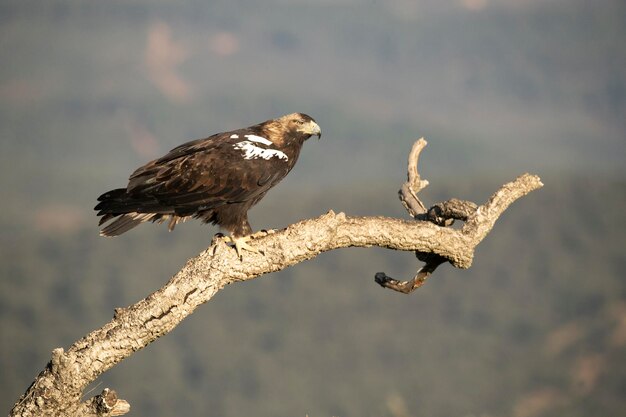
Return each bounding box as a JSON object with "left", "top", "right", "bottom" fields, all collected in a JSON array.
[{"left": 376, "top": 138, "right": 541, "bottom": 293}]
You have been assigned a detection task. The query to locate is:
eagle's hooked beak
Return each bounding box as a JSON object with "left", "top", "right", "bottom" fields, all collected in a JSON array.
[{"left": 303, "top": 121, "right": 322, "bottom": 140}]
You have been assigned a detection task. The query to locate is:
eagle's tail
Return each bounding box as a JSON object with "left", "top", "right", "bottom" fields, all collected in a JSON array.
[
  {"left": 99, "top": 212, "right": 191, "bottom": 236},
  {"left": 95, "top": 188, "right": 187, "bottom": 236},
  {"left": 99, "top": 213, "right": 151, "bottom": 237},
  {"left": 95, "top": 188, "right": 160, "bottom": 236}
]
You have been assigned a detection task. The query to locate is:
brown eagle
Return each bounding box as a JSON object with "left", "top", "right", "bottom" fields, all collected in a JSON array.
[{"left": 95, "top": 112, "right": 321, "bottom": 256}]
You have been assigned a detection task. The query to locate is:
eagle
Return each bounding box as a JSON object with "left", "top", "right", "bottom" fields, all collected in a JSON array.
[{"left": 95, "top": 112, "right": 321, "bottom": 257}]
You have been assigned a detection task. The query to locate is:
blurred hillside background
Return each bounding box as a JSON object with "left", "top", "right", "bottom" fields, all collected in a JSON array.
[{"left": 1, "top": 0, "right": 625, "bottom": 416}]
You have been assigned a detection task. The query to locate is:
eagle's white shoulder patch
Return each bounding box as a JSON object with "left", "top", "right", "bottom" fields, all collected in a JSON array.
[
  {"left": 244, "top": 134, "right": 273, "bottom": 146},
  {"left": 230, "top": 134, "right": 239, "bottom": 139},
  {"left": 233, "top": 141, "right": 288, "bottom": 161}
]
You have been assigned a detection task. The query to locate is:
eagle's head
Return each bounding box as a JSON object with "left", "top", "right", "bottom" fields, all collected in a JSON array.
[{"left": 278, "top": 112, "right": 322, "bottom": 141}]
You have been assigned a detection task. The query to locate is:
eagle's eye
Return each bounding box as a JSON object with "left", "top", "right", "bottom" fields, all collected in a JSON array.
[{"left": 294, "top": 119, "right": 304, "bottom": 125}]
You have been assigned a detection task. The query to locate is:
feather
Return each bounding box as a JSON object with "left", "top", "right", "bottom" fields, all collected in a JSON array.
[{"left": 100, "top": 213, "right": 155, "bottom": 236}]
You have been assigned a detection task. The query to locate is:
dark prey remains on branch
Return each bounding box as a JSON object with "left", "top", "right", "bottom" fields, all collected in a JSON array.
[{"left": 95, "top": 112, "right": 321, "bottom": 258}]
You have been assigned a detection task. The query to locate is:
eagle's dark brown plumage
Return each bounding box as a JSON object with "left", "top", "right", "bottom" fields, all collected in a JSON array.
[{"left": 95, "top": 112, "right": 320, "bottom": 254}]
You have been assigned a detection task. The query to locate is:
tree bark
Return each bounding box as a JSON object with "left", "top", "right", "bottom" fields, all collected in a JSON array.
[{"left": 9, "top": 139, "right": 543, "bottom": 416}]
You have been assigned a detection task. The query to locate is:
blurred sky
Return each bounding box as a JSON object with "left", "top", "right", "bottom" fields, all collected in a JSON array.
[{"left": 1, "top": 0, "right": 624, "bottom": 189}]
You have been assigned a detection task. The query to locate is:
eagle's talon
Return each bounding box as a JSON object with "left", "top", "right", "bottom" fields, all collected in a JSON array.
[
  {"left": 222, "top": 235, "right": 261, "bottom": 260},
  {"left": 250, "top": 229, "right": 274, "bottom": 239},
  {"left": 211, "top": 232, "right": 226, "bottom": 245}
]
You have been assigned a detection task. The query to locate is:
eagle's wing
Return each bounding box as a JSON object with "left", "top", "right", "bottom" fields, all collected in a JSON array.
[{"left": 125, "top": 131, "right": 290, "bottom": 214}]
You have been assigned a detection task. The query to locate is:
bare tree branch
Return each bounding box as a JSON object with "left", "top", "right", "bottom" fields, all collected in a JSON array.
[
  {"left": 399, "top": 137, "right": 429, "bottom": 217},
  {"left": 379, "top": 137, "right": 476, "bottom": 293},
  {"left": 9, "top": 139, "right": 543, "bottom": 416},
  {"left": 375, "top": 254, "right": 446, "bottom": 294}
]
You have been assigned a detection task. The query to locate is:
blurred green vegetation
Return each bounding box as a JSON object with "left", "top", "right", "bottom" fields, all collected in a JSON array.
[
  {"left": 1, "top": 0, "right": 625, "bottom": 416},
  {"left": 2, "top": 179, "right": 626, "bottom": 417}
]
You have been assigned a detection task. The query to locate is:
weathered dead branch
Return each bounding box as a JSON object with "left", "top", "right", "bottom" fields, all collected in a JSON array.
[
  {"left": 378, "top": 138, "right": 483, "bottom": 293},
  {"left": 9, "top": 139, "right": 543, "bottom": 416}
]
